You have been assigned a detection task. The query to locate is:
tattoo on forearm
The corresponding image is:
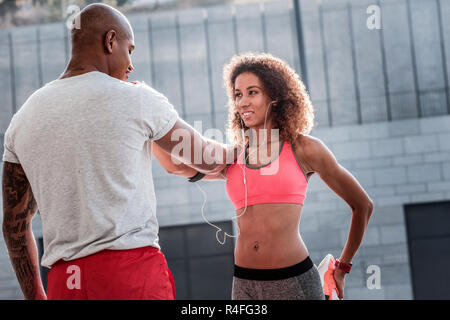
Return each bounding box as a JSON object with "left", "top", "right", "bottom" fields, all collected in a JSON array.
[
  {"left": 2, "top": 162, "right": 39, "bottom": 299},
  {"left": 3, "top": 163, "right": 29, "bottom": 209},
  {"left": 10, "top": 247, "right": 37, "bottom": 299}
]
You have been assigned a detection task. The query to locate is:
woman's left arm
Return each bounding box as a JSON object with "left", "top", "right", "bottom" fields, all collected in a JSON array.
[{"left": 299, "top": 135, "right": 374, "bottom": 298}]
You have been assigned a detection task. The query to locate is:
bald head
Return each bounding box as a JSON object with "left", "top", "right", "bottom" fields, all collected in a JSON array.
[
  {"left": 72, "top": 3, "right": 133, "bottom": 47},
  {"left": 67, "top": 3, "right": 135, "bottom": 81}
]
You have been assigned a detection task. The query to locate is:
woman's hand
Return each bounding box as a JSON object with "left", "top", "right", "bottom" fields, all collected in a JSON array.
[{"left": 333, "top": 268, "right": 346, "bottom": 299}]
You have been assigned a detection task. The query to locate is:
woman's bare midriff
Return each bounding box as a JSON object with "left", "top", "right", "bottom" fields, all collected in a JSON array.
[{"left": 234, "top": 202, "right": 309, "bottom": 269}]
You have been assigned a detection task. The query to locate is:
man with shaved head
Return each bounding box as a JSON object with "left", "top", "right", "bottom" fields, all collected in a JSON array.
[
  {"left": 62, "top": 3, "right": 135, "bottom": 81},
  {"left": 2, "top": 3, "right": 234, "bottom": 300}
]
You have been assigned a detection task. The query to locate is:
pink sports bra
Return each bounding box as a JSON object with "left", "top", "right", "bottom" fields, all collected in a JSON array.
[{"left": 225, "top": 140, "right": 309, "bottom": 210}]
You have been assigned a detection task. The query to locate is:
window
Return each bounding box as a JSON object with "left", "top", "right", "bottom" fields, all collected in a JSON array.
[
  {"left": 404, "top": 201, "right": 450, "bottom": 299},
  {"left": 159, "top": 221, "right": 235, "bottom": 299}
]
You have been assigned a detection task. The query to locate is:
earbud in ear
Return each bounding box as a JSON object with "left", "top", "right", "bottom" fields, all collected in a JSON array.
[{"left": 266, "top": 100, "right": 278, "bottom": 109}]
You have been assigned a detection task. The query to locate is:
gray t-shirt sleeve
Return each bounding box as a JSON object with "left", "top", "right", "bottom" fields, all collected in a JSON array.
[
  {"left": 140, "top": 84, "right": 179, "bottom": 141},
  {"left": 2, "top": 121, "right": 20, "bottom": 164}
]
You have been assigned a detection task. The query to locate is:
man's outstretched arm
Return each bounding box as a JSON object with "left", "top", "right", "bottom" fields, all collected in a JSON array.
[
  {"left": 152, "top": 142, "right": 229, "bottom": 180},
  {"left": 2, "top": 161, "right": 46, "bottom": 300},
  {"left": 154, "top": 118, "right": 238, "bottom": 175}
]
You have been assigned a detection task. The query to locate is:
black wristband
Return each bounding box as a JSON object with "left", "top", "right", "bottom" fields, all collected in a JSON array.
[{"left": 188, "top": 171, "right": 205, "bottom": 183}]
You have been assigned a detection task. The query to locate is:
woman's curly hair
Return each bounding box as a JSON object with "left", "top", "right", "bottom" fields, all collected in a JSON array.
[{"left": 223, "top": 52, "right": 315, "bottom": 146}]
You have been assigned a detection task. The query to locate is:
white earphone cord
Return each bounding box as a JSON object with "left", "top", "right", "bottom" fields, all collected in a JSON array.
[{"left": 195, "top": 100, "right": 276, "bottom": 245}]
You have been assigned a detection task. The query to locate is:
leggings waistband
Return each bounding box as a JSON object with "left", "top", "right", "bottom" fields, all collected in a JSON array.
[{"left": 234, "top": 256, "right": 313, "bottom": 281}]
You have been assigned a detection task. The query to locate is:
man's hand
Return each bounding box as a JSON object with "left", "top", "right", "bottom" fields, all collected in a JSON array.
[{"left": 333, "top": 268, "right": 346, "bottom": 300}]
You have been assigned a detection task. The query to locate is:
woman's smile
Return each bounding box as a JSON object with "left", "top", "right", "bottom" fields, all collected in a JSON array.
[{"left": 241, "top": 111, "right": 254, "bottom": 120}]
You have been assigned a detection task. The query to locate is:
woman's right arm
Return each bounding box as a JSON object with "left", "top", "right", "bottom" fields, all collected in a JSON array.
[{"left": 152, "top": 142, "right": 228, "bottom": 180}]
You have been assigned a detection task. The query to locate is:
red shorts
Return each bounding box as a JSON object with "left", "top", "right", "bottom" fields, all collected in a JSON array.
[{"left": 47, "top": 246, "right": 176, "bottom": 300}]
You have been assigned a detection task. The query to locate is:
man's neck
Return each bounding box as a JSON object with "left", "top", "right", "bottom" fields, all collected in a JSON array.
[{"left": 59, "top": 57, "right": 107, "bottom": 79}]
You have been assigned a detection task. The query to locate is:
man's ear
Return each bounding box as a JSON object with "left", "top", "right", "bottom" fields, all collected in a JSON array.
[{"left": 104, "top": 29, "right": 117, "bottom": 54}]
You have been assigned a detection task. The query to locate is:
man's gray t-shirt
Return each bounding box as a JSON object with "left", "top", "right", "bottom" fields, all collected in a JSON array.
[{"left": 2, "top": 71, "right": 178, "bottom": 268}]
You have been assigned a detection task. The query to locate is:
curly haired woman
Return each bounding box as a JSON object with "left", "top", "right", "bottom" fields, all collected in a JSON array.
[{"left": 153, "top": 53, "right": 374, "bottom": 300}]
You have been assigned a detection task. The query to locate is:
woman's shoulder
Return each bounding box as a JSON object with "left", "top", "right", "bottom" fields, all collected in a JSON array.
[
  {"left": 291, "top": 133, "right": 329, "bottom": 172},
  {"left": 292, "top": 133, "right": 323, "bottom": 153}
]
